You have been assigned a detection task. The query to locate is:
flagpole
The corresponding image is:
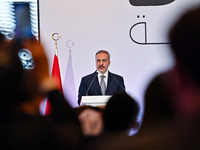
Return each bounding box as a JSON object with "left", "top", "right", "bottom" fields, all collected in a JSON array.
[
  {"left": 63, "top": 40, "right": 78, "bottom": 107},
  {"left": 66, "top": 40, "right": 74, "bottom": 59},
  {"left": 55, "top": 40, "right": 58, "bottom": 56},
  {"left": 45, "top": 33, "right": 62, "bottom": 115},
  {"left": 52, "top": 33, "right": 61, "bottom": 56}
]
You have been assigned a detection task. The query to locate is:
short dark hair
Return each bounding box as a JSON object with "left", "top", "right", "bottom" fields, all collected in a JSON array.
[
  {"left": 95, "top": 50, "right": 110, "bottom": 60},
  {"left": 169, "top": 6, "right": 200, "bottom": 86},
  {"left": 103, "top": 93, "right": 139, "bottom": 131}
]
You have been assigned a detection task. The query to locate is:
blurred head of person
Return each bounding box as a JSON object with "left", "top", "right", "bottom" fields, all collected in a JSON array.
[
  {"left": 169, "top": 6, "right": 200, "bottom": 87},
  {"left": 0, "top": 35, "right": 37, "bottom": 110},
  {"left": 143, "top": 72, "right": 175, "bottom": 124},
  {"left": 169, "top": 6, "right": 200, "bottom": 118},
  {"left": 103, "top": 93, "right": 139, "bottom": 132}
]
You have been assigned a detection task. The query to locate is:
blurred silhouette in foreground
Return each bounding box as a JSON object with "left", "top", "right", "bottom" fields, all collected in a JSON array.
[
  {"left": 0, "top": 34, "right": 85, "bottom": 149},
  {"left": 103, "top": 93, "right": 139, "bottom": 133},
  {"left": 86, "top": 93, "right": 139, "bottom": 150}
]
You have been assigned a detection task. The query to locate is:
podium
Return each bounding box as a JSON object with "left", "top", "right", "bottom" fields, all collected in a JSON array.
[{"left": 81, "top": 95, "right": 111, "bottom": 106}]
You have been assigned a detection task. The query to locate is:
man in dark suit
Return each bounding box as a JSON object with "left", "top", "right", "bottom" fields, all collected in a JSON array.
[{"left": 78, "top": 50, "right": 126, "bottom": 106}]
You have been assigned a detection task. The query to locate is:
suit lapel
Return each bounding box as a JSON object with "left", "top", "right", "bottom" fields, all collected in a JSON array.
[
  {"left": 106, "top": 72, "right": 114, "bottom": 94},
  {"left": 92, "top": 72, "right": 102, "bottom": 94}
]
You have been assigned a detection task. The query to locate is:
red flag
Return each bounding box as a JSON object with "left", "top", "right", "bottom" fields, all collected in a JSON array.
[{"left": 45, "top": 54, "right": 63, "bottom": 115}]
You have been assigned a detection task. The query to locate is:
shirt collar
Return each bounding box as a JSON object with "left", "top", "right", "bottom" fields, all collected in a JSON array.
[{"left": 97, "top": 70, "right": 109, "bottom": 78}]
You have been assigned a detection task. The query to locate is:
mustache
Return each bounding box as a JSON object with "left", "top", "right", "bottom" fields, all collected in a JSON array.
[{"left": 98, "top": 65, "right": 105, "bottom": 68}]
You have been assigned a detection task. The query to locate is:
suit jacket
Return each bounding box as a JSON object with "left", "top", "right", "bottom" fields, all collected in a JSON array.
[{"left": 78, "top": 71, "right": 126, "bottom": 105}]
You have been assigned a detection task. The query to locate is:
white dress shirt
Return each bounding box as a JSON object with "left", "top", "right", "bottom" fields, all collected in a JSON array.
[{"left": 97, "top": 70, "right": 108, "bottom": 87}]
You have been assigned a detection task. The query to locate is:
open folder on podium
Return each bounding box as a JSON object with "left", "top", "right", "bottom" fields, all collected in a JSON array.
[{"left": 81, "top": 95, "right": 111, "bottom": 106}]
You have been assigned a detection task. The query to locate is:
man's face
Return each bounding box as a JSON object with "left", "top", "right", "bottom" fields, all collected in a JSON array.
[{"left": 96, "top": 52, "right": 111, "bottom": 74}]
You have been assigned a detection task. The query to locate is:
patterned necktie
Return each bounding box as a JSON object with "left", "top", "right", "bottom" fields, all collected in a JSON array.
[{"left": 100, "top": 75, "right": 106, "bottom": 95}]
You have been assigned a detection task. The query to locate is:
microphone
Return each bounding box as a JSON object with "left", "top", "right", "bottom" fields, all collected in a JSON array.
[
  {"left": 110, "top": 73, "right": 126, "bottom": 92},
  {"left": 86, "top": 71, "right": 98, "bottom": 96}
]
